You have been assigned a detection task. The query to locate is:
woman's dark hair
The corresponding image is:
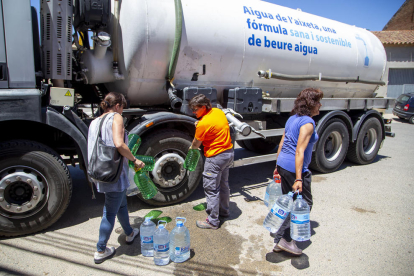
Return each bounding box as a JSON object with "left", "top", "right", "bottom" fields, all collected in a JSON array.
[
  {"left": 291, "top": 88, "right": 324, "bottom": 116},
  {"left": 189, "top": 94, "right": 212, "bottom": 111},
  {"left": 100, "top": 92, "right": 127, "bottom": 112}
]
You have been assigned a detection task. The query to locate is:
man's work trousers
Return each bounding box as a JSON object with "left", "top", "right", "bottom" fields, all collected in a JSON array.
[{"left": 203, "top": 149, "right": 234, "bottom": 227}]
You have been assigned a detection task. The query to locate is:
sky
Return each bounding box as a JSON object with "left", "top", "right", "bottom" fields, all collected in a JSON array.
[
  {"left": 31, "top": 0, "right": 405, "bottom": 32},
  {"left": 262, "top": 0, "right": 406, "bottom": 31}
]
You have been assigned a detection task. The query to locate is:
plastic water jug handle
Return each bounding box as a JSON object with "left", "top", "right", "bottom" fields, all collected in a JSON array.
[
  {"left": 158, "top": 220, "right": 167, "bottom": 227},
  {"left": 176, "top": 217, "right": 186, "bottom": 224}
]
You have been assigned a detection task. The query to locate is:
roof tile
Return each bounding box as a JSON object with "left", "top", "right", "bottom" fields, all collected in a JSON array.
[{"left": 372, "top": 30, "right": 414, "bottom": 45}]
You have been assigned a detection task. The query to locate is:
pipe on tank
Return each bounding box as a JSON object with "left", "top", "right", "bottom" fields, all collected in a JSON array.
[
  {"left": 92, "top": 32, "right": 111, "bottom": 60},
  {"left": 165, "top": 0, "right": 183, "bottom": 109},
  {"left": 258, "top": 70, "right": 386, "bottom": 86},
  {"left": 112, "top": 0, "right": 124, "bottom": 80}
]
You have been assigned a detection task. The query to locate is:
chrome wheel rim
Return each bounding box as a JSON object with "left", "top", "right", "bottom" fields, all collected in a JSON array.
[
  {"left": 0, "top": 166, "right": 48, "bottom": 218},
  {"left": 324, "top": 131, "right": 343, "bottom": 162}
]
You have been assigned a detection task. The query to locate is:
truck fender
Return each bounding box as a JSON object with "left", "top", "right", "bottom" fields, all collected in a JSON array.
[
  {"left": 45, "top": 107, "right": 88, "bottom": 166},
  {"left": 127, "top": 111, "right": 197, "bottom": 136},
  {"left": 351, "top": 110, "right": 385, "bottom": 142},
  {"left": 312, "top": 110, "right": 353, "bottom": 152}
]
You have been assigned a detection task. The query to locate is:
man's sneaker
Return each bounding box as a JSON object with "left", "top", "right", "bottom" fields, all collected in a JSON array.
[
  {"left": 277, "top": 238, "right": 302, "bottom": 255},
  {"left": 273, "top": 244, "right": 283, "bottom": 253},
  {"left": 94, "top": 247, "right": 116, "bottom": 264},
  {"left": 196, "top": 219, "right": 218, "bottom": 230},
  {"left": 126, "top": 228, "right": 139, "bottom": 244}
]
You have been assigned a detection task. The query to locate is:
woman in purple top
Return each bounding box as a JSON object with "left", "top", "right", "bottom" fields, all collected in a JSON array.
[{"left": 272, "top": 88, "right": 323, "bottom": 255}]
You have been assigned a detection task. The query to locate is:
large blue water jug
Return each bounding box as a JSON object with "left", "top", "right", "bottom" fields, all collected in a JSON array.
[
  {"left": 290, "top": 195, "right": 311, "bottom": 241},
  {"left": 140, "top": 216, "right": 156, "bottom": 256},
  {"left": 263, "top": 192, "right": 294, "bottom": 233},
  {"left": 169, "top": 217, "right": 191, "bottom": 263},
  {"left": 264, "top": 176, "right": 283, "bottom": 210},
  {"left": 153, "top": 220, "right": 170, "bottom": 266}
]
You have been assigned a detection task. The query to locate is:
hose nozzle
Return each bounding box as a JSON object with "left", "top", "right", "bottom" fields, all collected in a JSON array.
[{"left": 168, "top": 87, "right": 182, "bottom": 109}]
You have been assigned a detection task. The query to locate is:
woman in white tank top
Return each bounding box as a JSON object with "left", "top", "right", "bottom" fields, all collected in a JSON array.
[{"left": 88, "top": 92, "right": 145, "bottom": 264}]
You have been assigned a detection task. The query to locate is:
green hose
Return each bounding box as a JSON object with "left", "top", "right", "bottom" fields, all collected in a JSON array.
[{"left": 166, "top": 0, "right": 183, "bottom": 83}]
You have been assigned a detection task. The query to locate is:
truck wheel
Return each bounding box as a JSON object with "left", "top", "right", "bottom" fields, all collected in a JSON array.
[
  {"left": 243, "top": 137, "right": 280, "bottom": 154},
  {"left": 137, "top": 130, "right": 203, "bottom": 206},
  {"left": 236, "top": 140, "right": 249, "bottom": 150},
  {"left": 310, "top": 118, "right": 349, "bottom": 173},
  {"left": 409, "top": 116, "right": 414, "bottom": 124},
  {"left": 0, "top": 140, "right": 72, "bottom": 237},
  {"left": 347, "top": 117, "right": 383, "bottom": 165}
]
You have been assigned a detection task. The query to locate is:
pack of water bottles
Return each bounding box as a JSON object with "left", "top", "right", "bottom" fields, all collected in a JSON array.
[
  {"left": 140, "top": 216, "right": 191, "bottom": 265},
  {"left": 263, "top": 177, "right": 311, "bottom": 241}
]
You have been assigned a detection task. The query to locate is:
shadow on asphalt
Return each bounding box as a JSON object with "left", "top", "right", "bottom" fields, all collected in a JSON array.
[
  {"left": 266, "top": 251, "right": 310, "bottom": 269},
  {"left": 265, "top": 220, "right": 319, "bottom": 270},
  {"left": 0, "top": 264, "right": 27, "bottom": 275},
  {"left": 392, "top": 117, "right": 412, "bottom": 124}
]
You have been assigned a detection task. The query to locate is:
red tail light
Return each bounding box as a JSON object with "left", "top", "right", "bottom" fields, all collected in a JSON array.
[{"left": 404, "top": 104, "right": 409, "bottom": 111}]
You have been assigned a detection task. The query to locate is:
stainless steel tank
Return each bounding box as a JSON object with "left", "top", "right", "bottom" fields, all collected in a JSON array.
[{"left": 81, "top": 0, "right": 386, "bottom": 106}]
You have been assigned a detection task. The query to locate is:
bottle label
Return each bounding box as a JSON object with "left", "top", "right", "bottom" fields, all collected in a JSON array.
[
  {"left": 141, "top": 235, "right": 153, "bottom": 244},
  {"left": 154, "top": 242, "right": 169, "bottom": 252},
  {"left": 264, "top": 192, "right": 269, "bottom": 206},
  {"left": 271, "top": 206, "right": 289, "bottom": 220},
  {"left": 175, "top": 246, "right": 190, "bottom": 255},
  {"left": 291, "top": 213, "right": 310, "bottom": 224}
]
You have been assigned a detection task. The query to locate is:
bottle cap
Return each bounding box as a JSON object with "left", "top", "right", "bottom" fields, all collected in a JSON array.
[
  {"left": 297, "top": 195, "right": 302, "bottom": 199},
  {"left": 145, "top": 216, "right": 153, "bottom": 222},
  {"left": 177, "top": 221, "right": 183, "bottom": 227},
  {"left": 287, "top": 192, "right": 294, "bottom": 197}
]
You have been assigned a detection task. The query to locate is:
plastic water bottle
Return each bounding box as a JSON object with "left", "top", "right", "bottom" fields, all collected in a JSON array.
[
  {"left": 126, "top": 168, "right": 140, "bottom": 196},
  {"left": 263, "top": 192, "right": 294, "bottom": 233},
  {"left": 128, "top": 155, "right": 155, "bottom": 171},
  {"left": 264, "top": 177, "right": 282, "bottom": 210},
  {"left": 183, "top": 149, "right": 200, "bottom": 171},
  {"left": 170, "top": 217, "right": 190, "bottom": 263},
  {"left": 128, "top": 133, "right": 141, "bottom": 155},
  {"left": 153, "top": 220, "right": 170, "bottom": 266},
  {"left": 133, "top": 169, "right": 158, "bottom": 200},
  {"left": 140, "top": 216, "right": 156, "bottom": 256},
  {"left": 133, "top": 155, "right": 155, "bottom": 171},
  {"left": 290, "top": 195, "right": 311, "bottom": 241}
]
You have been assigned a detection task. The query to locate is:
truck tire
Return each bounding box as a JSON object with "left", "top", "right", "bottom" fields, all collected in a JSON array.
[
  {"left": 243, "top": 137, "right": 280, "bottom": 154},
  {"left": 347, "top": 117, "right": 383, "bottom": 165},
  {"left": 236, "top": 140, "right": 249, "bottom": 150},
  {"left": 137, "top": 130, "right": 203, "bottom": 206},
  {"left": 310, "top": 118, "right": 349, "bottom": 173},
  {"left": 0, "top": 140, "right": 72, "bottom": 237}
]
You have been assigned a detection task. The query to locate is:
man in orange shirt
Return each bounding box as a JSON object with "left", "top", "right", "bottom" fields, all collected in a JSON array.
[{"left": 189, "top": 94, "right": 234, "bottom": 230}]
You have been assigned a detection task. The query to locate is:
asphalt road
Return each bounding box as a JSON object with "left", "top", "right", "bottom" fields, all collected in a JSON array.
[{"left": 0, "top": 114, "right": 413, "bottom": 275}]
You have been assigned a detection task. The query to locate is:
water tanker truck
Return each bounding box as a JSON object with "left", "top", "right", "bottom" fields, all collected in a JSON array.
[{"left": 0, "top": 0, "right": 394, "bottom": 236}]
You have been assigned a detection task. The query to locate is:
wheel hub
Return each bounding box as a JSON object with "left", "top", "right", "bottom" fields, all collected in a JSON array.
[
  {"left": 0, "top": 167, "right": 45, "bottom": 215},
  {"left": 152, "top": 153, "right": 186, "bottom": 188},
  {"left": 324, "top": 131, "right": 343, "bottom": 161},
  {"left": 363, "top": 129, "right": 377, "bottom": 155}
]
